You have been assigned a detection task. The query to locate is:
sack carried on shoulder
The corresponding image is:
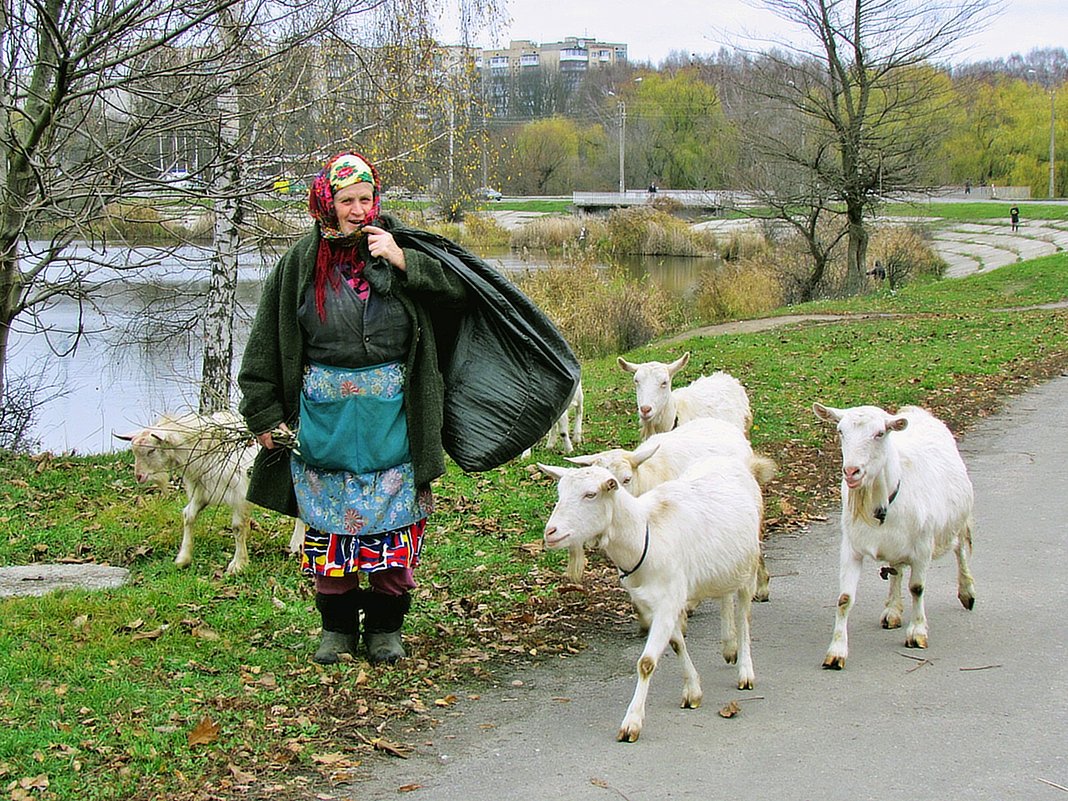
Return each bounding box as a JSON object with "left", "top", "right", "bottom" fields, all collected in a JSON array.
[{"left": 394, "top": 229, "right": 581, "bottom": 472}]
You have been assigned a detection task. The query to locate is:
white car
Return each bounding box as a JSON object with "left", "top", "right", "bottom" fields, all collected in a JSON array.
[{"left": 476, "top": 186, "right": 503, "bottom": 201}]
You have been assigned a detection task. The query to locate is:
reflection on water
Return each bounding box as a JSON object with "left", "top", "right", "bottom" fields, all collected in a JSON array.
[{"left": 9, "top": 244, "right": 719, "bottom": 454}]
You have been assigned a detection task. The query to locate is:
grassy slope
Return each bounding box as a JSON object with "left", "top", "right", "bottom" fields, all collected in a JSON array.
[{"left": 1, "top": 252, "right": 1066, "bottom": 801}]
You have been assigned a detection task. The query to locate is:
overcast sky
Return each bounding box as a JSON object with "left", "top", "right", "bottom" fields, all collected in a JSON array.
[{"left": 462, "top": 0, "right": 1063, "bottom": 65}]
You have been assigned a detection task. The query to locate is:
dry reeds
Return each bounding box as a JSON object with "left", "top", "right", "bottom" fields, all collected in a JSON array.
[{"left": 516, "top": 262, "right": 675, "bottom": 357}]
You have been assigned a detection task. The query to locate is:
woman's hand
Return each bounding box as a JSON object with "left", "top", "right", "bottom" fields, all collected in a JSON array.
[
  {"left": 363, "top": 225, "right": 407, "bottom": 271},
  {"left": 257, "top": 422, "right": 293, "bottom": 450}
]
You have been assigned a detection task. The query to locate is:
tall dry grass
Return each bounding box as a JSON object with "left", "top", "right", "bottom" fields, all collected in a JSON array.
[
  {"left": 516, "top": 262, "right": 677, "bottom": 357},
  {"left": 867, "top": 224, "right": 946, "bottom": 288},
  {"left": 512, "top": 207, "right": 717, "bottom": 257}
]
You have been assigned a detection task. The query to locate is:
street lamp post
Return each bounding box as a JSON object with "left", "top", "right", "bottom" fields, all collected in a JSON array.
[{"left": 618, "top": 98, "right": 626, "bottom": 195}]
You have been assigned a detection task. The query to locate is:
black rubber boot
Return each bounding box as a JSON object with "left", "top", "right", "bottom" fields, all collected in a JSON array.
[
  {"left": 363, "top": 591, "right": 411, "bottom": 664},
  {"left": 313, "top": 589, "right": 363, "bottom": 665}
]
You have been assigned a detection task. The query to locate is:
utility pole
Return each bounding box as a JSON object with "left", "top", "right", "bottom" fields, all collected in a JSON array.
[{"left": 618, "top": 99, "right": 626, "bottom": 195}]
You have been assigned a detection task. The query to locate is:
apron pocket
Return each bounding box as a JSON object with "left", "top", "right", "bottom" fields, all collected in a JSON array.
[{"left": 298, "top": 390, "right": 410, "bottom": 474}]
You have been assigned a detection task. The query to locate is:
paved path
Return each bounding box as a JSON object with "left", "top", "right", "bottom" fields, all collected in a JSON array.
[
  {"left": 693, "top": 216, "right": 1068, "bottom": 278},
  {"left": 348, "top": 375, "right": 1068, "bottom": 801}
]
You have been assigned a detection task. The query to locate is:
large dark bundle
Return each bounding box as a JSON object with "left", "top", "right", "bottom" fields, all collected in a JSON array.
[{"left": 394, "top": 227, "right": 581, "bottom": 472}]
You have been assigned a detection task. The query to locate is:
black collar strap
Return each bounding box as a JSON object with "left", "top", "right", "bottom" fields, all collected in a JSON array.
[
  {"left": 619, "top": 524, "right": 650, "bottom": 579},
  {"left": 874, "top": 481, "right": 901, "bottom": 525}
]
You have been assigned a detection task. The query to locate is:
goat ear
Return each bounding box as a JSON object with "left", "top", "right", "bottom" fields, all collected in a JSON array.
[
  {"left": 667, "top": 351, "right": 690, "bottom": 375},
  {"left": 537, "top": 463, "right": 566, "bottom": 481},
  {"left": 565, "top": 454, "right": 596, "bottom": 466},
  {"left": 617, "top": 356, "right": 637, "bottom": 374},
  {"left": 602, "top": 477, "right": 618, "bottom": 493},
  {"left": 887, "top": 416, "right": 909, "bottom": 433},
  {"left": 812, "top": 402, "right": 841, "bottom": 423}
]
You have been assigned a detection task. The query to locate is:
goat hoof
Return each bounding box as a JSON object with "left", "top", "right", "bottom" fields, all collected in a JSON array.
[
  {"left": 617, "top": 727, "right": 640, "bottom": 743},
  {"left": 959, "top": 593, "right": 975, "bottom": 610},
  {"left": 822, "top": 654, "right": 846, "bottom": 670},
  {"left": 905, "top": 634, "right": 928, "bottom": 649},
  {"left": 881, "top": 614, "right": 902, "bottom": 629}
]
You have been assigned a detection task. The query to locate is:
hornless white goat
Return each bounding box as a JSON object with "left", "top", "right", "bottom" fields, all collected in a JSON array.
[
  {"left": 617, "top": 351, "right": 751, "bottom": 441},
  {"left": 564, "top": 418, "right": 776, "bottom": 601},
  {"left": 539, "top": 455, "right": 762, "bottom": 742},
  {"left": 522, "top": 380, "right": 585, "bottom": 458},
  {"left": 116, "top": 412, "right": 303, "bottom": 573},
  {"left": 812, "top": 403, "right": 977, "bottom": 669}
]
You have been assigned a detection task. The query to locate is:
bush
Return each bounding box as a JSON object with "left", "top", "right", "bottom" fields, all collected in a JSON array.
[
  {"left": 867, "top": 225, "right": 946, "bottom": 289},
  {"left": 455, "top": 213, "right": 512, "bottom": 250},
  {"left": 511, "top": 208, "right": 716, "bottom": 257},
  {"left": 515, "top": 262, "right": 676, "bottom": 357},
  {"left": 99, "top": 202, "right": 180, "bottom": 243},
  {"left": 694, "top": 259, "right": 783, "bottom": 323}
]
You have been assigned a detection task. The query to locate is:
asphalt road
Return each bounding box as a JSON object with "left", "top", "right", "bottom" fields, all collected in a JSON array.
[{"left": 347, "top": 374, "right": 1068, "bottom": 801}]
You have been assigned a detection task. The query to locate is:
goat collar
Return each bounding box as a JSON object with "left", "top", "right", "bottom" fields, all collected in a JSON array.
[
  {"left": 618, "top": 524, "right": 650, "bottom": 579},
  {"left": 873, "top": 481, "right": 901, "bottom": 525}
]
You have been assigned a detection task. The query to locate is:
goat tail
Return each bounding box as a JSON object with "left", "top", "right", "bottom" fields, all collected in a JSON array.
[{"left": 749, "top": 454, "right": 778, "bottom": 486}]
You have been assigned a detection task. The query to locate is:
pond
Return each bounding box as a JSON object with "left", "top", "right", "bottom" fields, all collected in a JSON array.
[{"left": 6, "top": 243, "right": 720, "bottom": 454}]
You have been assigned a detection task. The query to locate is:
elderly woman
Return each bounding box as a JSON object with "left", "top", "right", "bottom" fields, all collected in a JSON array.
[{"left": 238, "top": 152, "right": 468, "bottom": 665}]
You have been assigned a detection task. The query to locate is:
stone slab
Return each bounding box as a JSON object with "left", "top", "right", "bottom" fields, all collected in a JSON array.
[{"left": 0, "top": 564, "right": 131, "bottom": 598}]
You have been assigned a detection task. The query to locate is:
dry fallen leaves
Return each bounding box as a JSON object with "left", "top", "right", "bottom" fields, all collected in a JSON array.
[
  {"left": 187, "top": 715, "right": 221, "bottom": 747},
  {"left": 718, "top": 701, "right": 741, "bottom": 718}
]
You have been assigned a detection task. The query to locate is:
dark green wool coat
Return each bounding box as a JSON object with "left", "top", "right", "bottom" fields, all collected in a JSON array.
[{"left": 237, "top": 214, "right": 467, "bottom": 517}]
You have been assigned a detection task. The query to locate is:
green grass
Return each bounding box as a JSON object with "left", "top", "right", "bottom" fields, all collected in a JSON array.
[
  {"left": 777, "top": 254, "right": 1068, "bottom": 316},
  {"left": 882, "top": 201, "right": 1068, "bottom": 222},
  {"left": 1, "top": 250, "right": 1067, "bottom": 800}
]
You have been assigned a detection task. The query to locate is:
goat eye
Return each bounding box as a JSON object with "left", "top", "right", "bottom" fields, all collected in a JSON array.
[
  {"left": 874, "top": 430, "right": 885, "bottom": 440},
  {"left": 621, "top": 476, "right": 631, "bottom": 484},
  {"left": 582, "top": 491, "right": 597, "bottom": 499}
]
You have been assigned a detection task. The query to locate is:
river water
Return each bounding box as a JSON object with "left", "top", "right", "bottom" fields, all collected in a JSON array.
[{"left": 6, "top": 243, "right": 718, "bottom": 454}]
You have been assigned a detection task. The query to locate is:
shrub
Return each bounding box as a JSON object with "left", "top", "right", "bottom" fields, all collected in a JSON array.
[
  {"left": 511, "top": 208, "right": 716, "bottom": 257},
  {"left": 455, "top": 213, "right": 511, "bottom": 250},
  {"left": 516, "top": 262, "right": 676, "bottom": 357},
  {"left": 511, "top": 215, "right": 604, "bottom": 252},
  {"left": 695, "top": 259, "right": 783, "bottom": 323},
  {"left": 99, "top": 202, "right": 180, "bottom": 243},
  {"left": 867, "top": 224, "right": 946, "bottom": 289}
]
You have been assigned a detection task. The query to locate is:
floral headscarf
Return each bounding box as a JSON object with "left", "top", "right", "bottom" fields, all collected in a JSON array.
[
  {"left": 308, "top": 151, "right": 381, "bottom": 240},
  {"left": 308, "top": 151, "right": 382, "bottom": 319}
]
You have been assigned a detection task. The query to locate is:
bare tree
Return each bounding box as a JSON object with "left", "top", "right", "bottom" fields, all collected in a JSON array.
[
  {"left": 0, "top": 0, "right": 502, "bottom": 422},
  {"left": 741, "top": 0, "right": 993, "bottom": 295}
]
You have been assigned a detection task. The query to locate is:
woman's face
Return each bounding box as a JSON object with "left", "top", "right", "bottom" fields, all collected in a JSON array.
[{"left": 332, "top": 182, "right": 375, "bottom": 235}]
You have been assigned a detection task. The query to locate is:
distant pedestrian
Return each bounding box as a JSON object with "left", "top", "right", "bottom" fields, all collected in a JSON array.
[
  {"left": 866, "top": 260, "right": 886, "bottom": 281},
  {"left": 964, "top": 179, "right": 971, "bottom": 195},
  {"left": 1010, "top": 205, "right": 1020, "bottom": 232},
  {"left": 648, "top": 183, "right": 657, "bottom": 194}
]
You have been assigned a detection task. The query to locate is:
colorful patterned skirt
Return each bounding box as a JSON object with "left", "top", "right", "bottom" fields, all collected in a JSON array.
[{"left": 292, "top": 361, "right": 432, "bottom": 577}]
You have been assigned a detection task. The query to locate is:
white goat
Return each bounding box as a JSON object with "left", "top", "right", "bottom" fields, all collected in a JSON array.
[
  {"left": 522, "top": 380, "right": 585, "bottom": 458},
  {"left": 539, "top": 455, "right": 762, "bottom": 742},
  {"left": 617, "top": 351, "right": 751, "bottom": 441},
  {"left": 812, "top": 403, "right": 977, "bottom": 669},
  {"left": 563, "top": 418, "right": 776, "bottom": 601},
  {"left": 115, "top": 411, "right": 303, "bottom": 573}
]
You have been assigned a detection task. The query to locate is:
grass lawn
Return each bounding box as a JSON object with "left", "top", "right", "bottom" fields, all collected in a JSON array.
[{"left": 1, "top": 253, "right": 1066, "bottom": 800}]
